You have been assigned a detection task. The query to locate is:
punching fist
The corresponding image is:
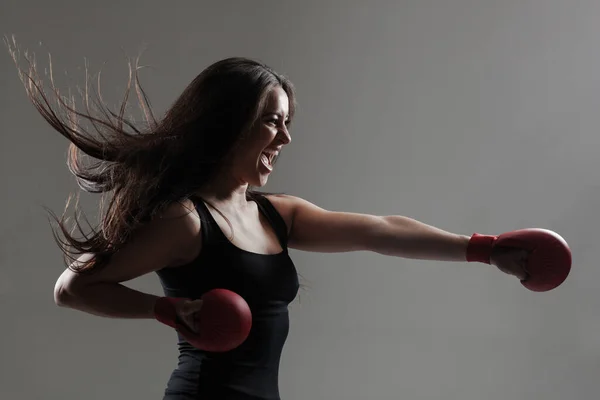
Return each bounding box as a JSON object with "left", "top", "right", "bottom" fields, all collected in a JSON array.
[{"left": 467, "top": 228, "right": 572, "bottom": 292}]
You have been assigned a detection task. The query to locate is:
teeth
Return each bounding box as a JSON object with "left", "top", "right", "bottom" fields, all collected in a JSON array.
[
  {"left": 261, "top": 153, "right": 271, "bottom": 167},
  {"left": 263, "top": 152, "right": 277, "bottom": 163}
]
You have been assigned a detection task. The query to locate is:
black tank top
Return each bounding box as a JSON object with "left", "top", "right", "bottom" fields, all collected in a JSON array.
[{"left": 156, "top": 193, "right": 300, "bottom": 400}]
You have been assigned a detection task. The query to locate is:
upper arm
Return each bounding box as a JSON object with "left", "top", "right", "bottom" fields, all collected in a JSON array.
[
  {"left": 56, "top": 199, "right": 201, "bottom": 291},
  {"left": 266, "top": 194, "right": 386, "bottom": 253}
]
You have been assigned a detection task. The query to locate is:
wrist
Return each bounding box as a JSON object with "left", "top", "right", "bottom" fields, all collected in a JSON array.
[
  {"left": 466, "top": 233, "right": 497, "bottom": 264},
  {"left": 154, "top": 296, "right": 184, "bottom": 328}
]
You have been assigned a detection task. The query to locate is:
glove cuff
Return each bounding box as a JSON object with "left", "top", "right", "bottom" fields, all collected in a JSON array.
[
  {"left": 154, "top": 297, "right": 184, "bottom": 329},
  {"left": 466, "top": 233, "right": 497, "bottom": 264}
]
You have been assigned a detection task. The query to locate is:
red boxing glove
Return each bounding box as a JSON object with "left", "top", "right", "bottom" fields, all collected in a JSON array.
[
  {"left": 154, "top": 289, "right": 252, "bottom": 352},
  {"left": 466, "top": 233, "right": 497, "bottom": 265},
  {"left": 466, "top": 228, "right": 572, "bottom": 292},
  {"left": 154, "top": 296, "right": 206, "bottom": 348}
]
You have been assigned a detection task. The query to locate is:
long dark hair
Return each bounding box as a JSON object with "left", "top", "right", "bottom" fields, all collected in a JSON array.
[{"left": 6, "top": 38, "right": 297, "bottom": 272}]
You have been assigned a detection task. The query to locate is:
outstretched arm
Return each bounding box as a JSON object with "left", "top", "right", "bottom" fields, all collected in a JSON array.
[{"left": 269, "top": 195, "right": 470, "bottom": 261}]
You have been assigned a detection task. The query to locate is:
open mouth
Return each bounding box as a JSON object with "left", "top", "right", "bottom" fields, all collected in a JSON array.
[{"left": 260, "top": 151, "right": 277, "bottom": 171}]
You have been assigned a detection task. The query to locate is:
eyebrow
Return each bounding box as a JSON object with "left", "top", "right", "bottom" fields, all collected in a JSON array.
[{"left": 263, "top": 111, "right": 290, "bottom": 120}]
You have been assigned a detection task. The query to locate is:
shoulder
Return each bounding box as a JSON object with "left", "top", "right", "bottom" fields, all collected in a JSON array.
[
  {"left": 265, "top": 193, "right": 320, "bottom": 210},
  {"left": 159, "top": 198, "right": 201, "bottom": 233},
  {"left": 264, "top": 194, "right": 322, "bottom": 228},
  {"left": 263, "top": 193, "right": 298, "bottom": 217},
  {"left": 161, "top": 198, "right": 197, "bottom": 218},
  {"left": 263, "top": 194, "right": 297, "bottom": 235},
  {"left": 155, "top": 198, "right": 202, "bottom": 266}
]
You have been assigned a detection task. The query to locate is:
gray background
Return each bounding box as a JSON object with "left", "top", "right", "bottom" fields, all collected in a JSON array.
[{"left": 1, "top": 1, "right": 599, "bottom": 399}]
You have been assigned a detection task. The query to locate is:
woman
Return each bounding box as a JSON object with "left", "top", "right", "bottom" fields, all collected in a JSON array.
[{"left": 10, "top": 52, "right": 527, "bottom": 399}]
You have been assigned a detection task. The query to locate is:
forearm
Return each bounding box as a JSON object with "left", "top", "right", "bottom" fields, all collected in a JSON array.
[
  {"left": 372, "top": 215, "right": 470, "bottom": 261},
  {"left": 55, "top": 281, "right": 159, "bottom": 319}
]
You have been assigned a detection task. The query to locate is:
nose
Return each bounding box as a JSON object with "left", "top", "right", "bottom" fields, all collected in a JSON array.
[{"left": 278, "top": 126, "right": 291, "bottom": 145}]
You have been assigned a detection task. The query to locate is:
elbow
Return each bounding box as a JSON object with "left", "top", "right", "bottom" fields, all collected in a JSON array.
[
  {"left": 54, "top": 281, "right": 73, "bottom": 307},
  {"left": 53, "top": 271, "right": 85, "bottom": 308}
]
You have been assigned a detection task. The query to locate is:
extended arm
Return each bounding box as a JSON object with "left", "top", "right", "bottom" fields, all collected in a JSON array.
[{"left": 270, "top": 195, "right": 470, "bottom": 261}]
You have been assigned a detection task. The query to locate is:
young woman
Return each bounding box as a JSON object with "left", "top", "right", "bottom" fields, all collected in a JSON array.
[{"left": 10, "top": 52, "right": 527, "bottom": 399}]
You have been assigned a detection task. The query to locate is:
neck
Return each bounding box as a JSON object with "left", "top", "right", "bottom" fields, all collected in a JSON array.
[{"left": 195, "top": 171, "right": 251, "bottom": 211}]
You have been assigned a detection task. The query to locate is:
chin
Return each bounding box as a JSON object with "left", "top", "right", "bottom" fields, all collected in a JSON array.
[
  {"left": 256, "top": 178, "right": 269, "bottom": 187},
  {"left": 247, "top": 175, "right": 269, "bottom": 188}
]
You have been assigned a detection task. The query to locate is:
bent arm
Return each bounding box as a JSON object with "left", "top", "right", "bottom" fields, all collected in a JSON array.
[
  {"left": 269, "top": 195, "right": 470, "bottom": 261},
  {"left": 54, "top": 266, "right": 161, "bottom": 319},
  {"left": 54, "top": 200, "right": 201, "bottom": 319}
]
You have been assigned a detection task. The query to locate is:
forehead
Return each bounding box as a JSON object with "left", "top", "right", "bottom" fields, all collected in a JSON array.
[{"left": 263, "top": 86, "right": 289, "bottom": 115}]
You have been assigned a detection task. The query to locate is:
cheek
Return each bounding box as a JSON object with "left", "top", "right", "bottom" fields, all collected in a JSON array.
[
  {"left": 259, "top": 124, "right": 278, "bottom": 141},
  {"left": 250, "top": 128, "right": 277, "bottom": 153},
  {"left": 234, "top": 127, "right": 277, "bottom": 168}
]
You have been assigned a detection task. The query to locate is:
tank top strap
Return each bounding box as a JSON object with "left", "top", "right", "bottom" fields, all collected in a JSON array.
[
  {"left": 188, "top": 195, "right": 226, "bottom": 246},
  {"left": 252, "top": 193, "right": 289, "bottom": 250}
]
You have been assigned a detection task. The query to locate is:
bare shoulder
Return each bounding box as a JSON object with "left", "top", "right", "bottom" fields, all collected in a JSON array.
[
  {"left": 264, "top": 194, "right": 322, "bottom": 229},
  {"left": 265, "top": 194, "right": 320, "bottom": 210},
  {"left": 108, "top": 198, "right": 202, "bottom": 266},
  {"left": 159, "top": 198, "right": 202, "bottom": 266},
  {"left": 160, "top": 198, "right": 200, "bottom": 230},
  {"left": 264, "top": 194, "right": 295, "bottom": 229}
]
